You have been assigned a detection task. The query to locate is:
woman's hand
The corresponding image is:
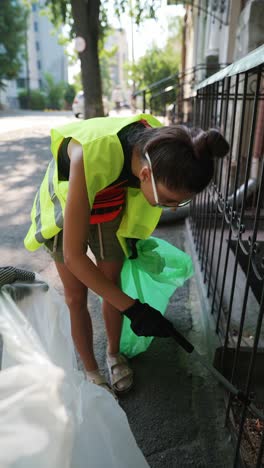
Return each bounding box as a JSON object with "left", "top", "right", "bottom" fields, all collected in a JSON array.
[{"left": 121, "top": 299, "right": 174, "bottom": 337}]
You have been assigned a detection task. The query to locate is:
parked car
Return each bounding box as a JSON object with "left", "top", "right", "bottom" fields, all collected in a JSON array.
[{"left": 72, "top": 91, "right": 109, "bottom": 118}]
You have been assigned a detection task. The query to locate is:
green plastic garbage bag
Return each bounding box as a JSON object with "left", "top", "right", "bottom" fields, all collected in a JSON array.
[{"left": 120, "top": 236, "right": 193, "bottom": 357}]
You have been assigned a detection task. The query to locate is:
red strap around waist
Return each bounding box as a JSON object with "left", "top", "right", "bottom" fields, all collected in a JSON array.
[
  {"left": 90, "top": 206, "right": 123, "bottom": 224},
  {"left": 90, "top": 181, "right": 127, "bottom": 224}
]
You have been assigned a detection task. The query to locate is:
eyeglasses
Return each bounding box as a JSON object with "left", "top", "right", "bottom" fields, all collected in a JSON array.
[{"left": 144, "top": 151, "right": 192, "bottom": 208}]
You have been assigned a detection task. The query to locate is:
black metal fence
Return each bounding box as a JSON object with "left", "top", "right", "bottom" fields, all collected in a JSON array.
[
  {"left": 190, "top": 47, "right": 264, "bottom": 467},
  {"left": 134, "top": 63, "right": 228, "bottom": 122},
  {"left": 135, "top": 46, "right": 264, "bottom": 467}
]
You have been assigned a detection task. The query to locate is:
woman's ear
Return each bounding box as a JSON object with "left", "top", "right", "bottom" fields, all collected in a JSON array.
[{"left": 139, "top": 165, "right": 151, "bottom": 182}]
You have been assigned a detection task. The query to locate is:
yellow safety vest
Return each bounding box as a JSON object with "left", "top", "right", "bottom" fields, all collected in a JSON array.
[{"left": 24, "top": 113, "right": 162, "bottom": 256}]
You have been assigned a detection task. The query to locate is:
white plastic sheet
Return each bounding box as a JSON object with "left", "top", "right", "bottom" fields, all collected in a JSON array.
[{"left": 0, "top": 279, "right": 150, "bottom": 468}]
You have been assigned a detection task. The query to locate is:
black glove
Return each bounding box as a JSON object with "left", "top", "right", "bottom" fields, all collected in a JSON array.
[
  {"left": 121, "top": 299, "right": 175, "bottom": 337},
  {"left": 128, "top": 238, "right": 139, "bottom": 259}
]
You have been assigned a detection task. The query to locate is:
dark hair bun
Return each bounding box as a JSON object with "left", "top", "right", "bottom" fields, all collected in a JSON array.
[{"left": 206, "top": 129, "right": 229, "bottom": 159}]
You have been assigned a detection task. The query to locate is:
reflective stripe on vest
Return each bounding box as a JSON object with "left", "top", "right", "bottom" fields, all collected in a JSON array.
[
  {"left": 34, "top": 189, "right": 48, "bottom": 244},
  {"left": 34, "top": 159, "right": 64, "bottom": 244},
  {"left": 48, "top": 159, "right": 64, "bottom": 229}
]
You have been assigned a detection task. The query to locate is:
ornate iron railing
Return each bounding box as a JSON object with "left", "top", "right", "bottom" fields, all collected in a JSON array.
[
  {"left": 134, "top": 63, "right": 229, "bottom": 123},
  {"left": 190, "top": 45, "right": 264, "bottom": 467},
  {"left": 135, "top": 44, "right": 264, "bottom": 467}
]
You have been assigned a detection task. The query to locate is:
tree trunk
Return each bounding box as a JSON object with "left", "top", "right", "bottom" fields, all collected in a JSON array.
[{"left": 71, "top": 0, "right": 103, "bottom": 118}]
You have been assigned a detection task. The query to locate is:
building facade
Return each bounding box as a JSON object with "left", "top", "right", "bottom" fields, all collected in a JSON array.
[
  {"left": 0, "top": 3, "right": 68, "bottom": 110},
  {"left": 170, "top": 0, "right": 264, "bottom": 123},
  {"left": 105, "top": 28, "right": 129, "bottom": 105}
]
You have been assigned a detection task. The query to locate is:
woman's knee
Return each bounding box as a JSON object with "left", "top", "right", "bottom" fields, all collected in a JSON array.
[
  {"left": 97, "top": 260, "right": 123, "bottom": 284},
  {"left": 64, "top": 286, "right": 88, "bottom": 311},
  {"left": 55, "top": 262, "right": 88, "bottom": 309}
]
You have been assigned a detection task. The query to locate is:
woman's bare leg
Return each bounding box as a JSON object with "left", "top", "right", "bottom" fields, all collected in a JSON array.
[
  {"left": 97, "top": 259, "right": 133, "bottom": 392},
  {"left": 97, "top": 259, "right": 124, "bottom": 354},
  {"left": 55, "top": 261, "right": 98, "bottom": 371}
]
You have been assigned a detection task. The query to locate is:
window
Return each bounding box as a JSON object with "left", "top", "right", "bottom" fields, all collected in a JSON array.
[
  {"left": 37, "top": 60, "right": 41, "bottom": 70},
  {"left": 17, "top": 78, "right": 26, "bottom": 89},
  {"left": 34, "top": 21, "right": 38, "bottom": 32},
  {"left": 36, "top": 41, "right": 40, "bottom": 51}
]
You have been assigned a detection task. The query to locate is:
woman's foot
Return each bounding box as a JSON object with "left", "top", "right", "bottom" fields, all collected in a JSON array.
[
  {"left": 86, "top": 369, "right": 118, "bottom": 400},
  {"left": 106, "top": 353, "right": 133, "bottom": 394}
]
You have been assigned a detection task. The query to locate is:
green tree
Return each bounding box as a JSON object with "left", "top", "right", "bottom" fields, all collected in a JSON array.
[
  {"left": 44, "top": 72, "right": 67, "bottom": 109},
  {"left": 0, "top": 0, "right": 28, "bottom": 88},
  {"left": 18, "top": 89, "right": 46, "bottom": 110},
  {"left": 64, "top": 82, "right": 76, "bottom": 108},
  {"left": 131, "top": 45, "right": 179, "bottom": 90},
  {"left": 42, "top": 0, "right": 161, "bottom": 118},
  {"left": 129, "top": 16, "right": 182, "bottom": 113},
  {"left": 130, "top": 16, "right": 182, "bottom": 89}
]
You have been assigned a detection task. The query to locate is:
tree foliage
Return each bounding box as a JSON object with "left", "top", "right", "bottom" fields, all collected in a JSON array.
[
  {"left": 44, "top": 72, "right": 68, "bottom": 109},
  {"left": 130, "top": 45, "right": 179, "bottom": 91},
  {"left": 42, "top": 0, "right": 162, "bottom": 118},
  {"left": 0, "top": 0, "right": 28, "bottom": 88},
  {"left": 130, "top": 16, "right": 182, "bottom": 90},
  {"left": 129, "top": 16, "right": 182, "bottom": 114},
  {"left": 64, "top": 82, "right": 76, "bottom": 107},
  {"left": 18, "top": 88, "right": 46, "bottom": 110}
]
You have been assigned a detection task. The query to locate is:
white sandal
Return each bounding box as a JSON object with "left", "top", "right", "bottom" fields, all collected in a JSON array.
[
  {"left": 106, "top": 353, "right": 133, "bottom": 395},
  {"left": 86, "top": 370, "right": 118, "bottom": 400}
]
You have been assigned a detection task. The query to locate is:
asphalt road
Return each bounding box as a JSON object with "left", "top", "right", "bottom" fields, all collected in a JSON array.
[{"left": 0, "top": 110, "right": 234, "bottom": 467}]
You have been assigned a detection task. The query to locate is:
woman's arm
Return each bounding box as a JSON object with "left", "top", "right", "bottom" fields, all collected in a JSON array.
[{"left": 63, "top": 140, "right": 134, "bottom": 311}]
